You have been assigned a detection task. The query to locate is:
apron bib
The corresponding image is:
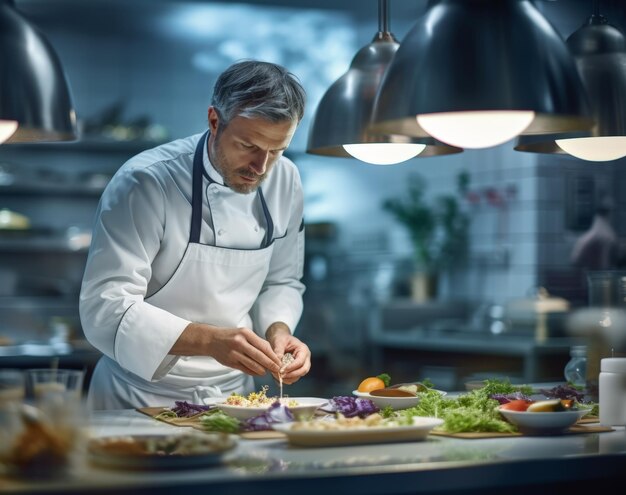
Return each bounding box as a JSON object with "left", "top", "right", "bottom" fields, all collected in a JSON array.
[{"left": 90, "top": 131, "right": 275, "bottom": 408}]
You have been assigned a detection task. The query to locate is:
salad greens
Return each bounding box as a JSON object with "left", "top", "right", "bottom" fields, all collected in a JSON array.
[
  {"left": 199, "top": 409, "right": 241, "bottom": 433},
  {"left": 392, "top": 379, "right": 535, "bottom": 433}
]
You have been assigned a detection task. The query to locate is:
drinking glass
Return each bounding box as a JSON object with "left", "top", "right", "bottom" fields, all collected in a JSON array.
[
  {"left": 0, "top": 369, "right": 25, "bottom": 404},
  {"left": 26, "top": 369, "right": 84, "bottom": 400},
  {"left": 0, "top": 370, "right": 25, "bottom": 471}
]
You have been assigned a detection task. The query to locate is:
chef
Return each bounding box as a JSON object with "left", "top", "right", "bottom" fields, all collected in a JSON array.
[{"left": 79, "top": 60, "right": 311, "bottom": 409}]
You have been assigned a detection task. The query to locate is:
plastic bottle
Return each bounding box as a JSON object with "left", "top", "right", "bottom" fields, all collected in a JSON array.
[
  {"left": 564, "top": 345, "right": 587, "bottom": 387},
  {"left": 599, "top": 358, "right": 626, "bottom": 426}
]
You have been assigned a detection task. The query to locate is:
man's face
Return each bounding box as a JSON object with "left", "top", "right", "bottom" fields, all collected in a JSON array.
[{"left": 207, "top": 107, "right": 297, "bottom": 194}]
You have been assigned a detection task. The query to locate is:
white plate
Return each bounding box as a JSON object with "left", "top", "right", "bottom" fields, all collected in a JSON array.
[
  {"left": 352, "top": 389, "right": 447, "bottom": 410},
  {"left": 272, "top": 417, "right": 444, "bottom": 447},
  {"left": 87, "top": 433, "right": 237, "bottom": 470},
  {"left": 497, "top": 407, "right": 591, "bottom": 435},
  {"left": 216, "top": 397, "right": 328, "bottom": 421}
]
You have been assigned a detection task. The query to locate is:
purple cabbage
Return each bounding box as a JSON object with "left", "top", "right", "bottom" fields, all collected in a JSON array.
[
  {"left": 324, "top": 396, "right": 379, "bottom": 418},
  {"left": 243, "top": 401, "right": 295, "bottom": 431},
  {"left": 539, "top": 385, "right": 585, "bottom": 402},
  {"left": 489, "top": 392, "right": 532, "bottom": 405},
  {"left": 172, "top": 401, "right": 213, "bottom": 417}
]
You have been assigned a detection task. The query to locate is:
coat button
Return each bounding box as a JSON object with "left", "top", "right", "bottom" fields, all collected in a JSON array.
[{"left": 217, "top": 229, "right": 225, "bottom": 236}]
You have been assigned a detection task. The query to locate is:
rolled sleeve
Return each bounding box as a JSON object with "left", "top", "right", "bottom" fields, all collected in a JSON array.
[{"left": 115, "top": 302, "right": 190, "bottom": 380}]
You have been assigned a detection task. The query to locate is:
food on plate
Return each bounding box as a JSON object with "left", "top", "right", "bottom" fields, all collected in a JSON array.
[
  {"left": 370, "top": 388, "right": 416, "bottom": 397},
  {"left": 224, "top": 385, "right": 299, "bottom": 408},
  {"left": 324, "top": 396, "right": 380, "bottom": 418},
  {"left": 371, "top": 382, "right": 431, "bottom": 397},
  {"left": 539, "top": 384, "right": 585, "bottom": 402},
  {"left": 526, "top": 399, "right": 577, "bottom": 412},
  {"left": 498, "top": 399, "right": 533, "bottom": 412},
  {"left": 199, "top": 410, "right": 241, "bottom": 433},
  {"left": 155, "top": 401, "right": 213, "bottom": 420},
  {"left": 394, "top": 382, "right": 430, "bottom": 394},
  {"left": 89, "top": 433, "right": 235, "bottom": 457},
  {"left": 290, "top": 412, "right": 426, "bottom": 431},
  {"left": 357, "top": 374, "right": 389, "bottom": 393},
  {"left": 386, "top": 379, "right": 530, "bottom": 434},
  {"left": 242, "top": 402, "right": 294, "bottom": 431}
]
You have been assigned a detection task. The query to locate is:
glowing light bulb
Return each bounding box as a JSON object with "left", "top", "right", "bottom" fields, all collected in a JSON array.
[
  {"left": 417, "top": 110, "right": 535, "bottom": 149},
  {"left": 556, "top": 136, "right": 626, "bottom": 162},
  {"left": 0, "top": 121, "right": 18, "bottom": 144},
  {"left": 343, "top": 143, "right": 426, "bottom": 165}
]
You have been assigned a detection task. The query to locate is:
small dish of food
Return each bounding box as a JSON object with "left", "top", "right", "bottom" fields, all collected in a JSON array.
[
  {"left": 352, "top": 387, "right": 446, "bottom": 410},
  {"left": 497, "top": 399, "right": 592, "bottom": 435},
  {"left": 213, "top": 386, "right": 327, "bottom": 421},
  {"left": 87, "top": 433, "right": 237, "bottom": 470}
]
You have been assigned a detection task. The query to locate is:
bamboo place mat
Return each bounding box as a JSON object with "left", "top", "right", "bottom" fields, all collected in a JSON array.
[
  {"left": 139, "top": 408, "right": 612, "bottom": 441},
  {"left": 430, "top": 418, "right": 612, "bottom": 439},
  {"left": 136, "top": 407, "right": 286, "bottom": 440}
]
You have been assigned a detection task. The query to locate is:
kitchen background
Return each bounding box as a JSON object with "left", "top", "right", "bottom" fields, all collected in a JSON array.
[{"left": 1, "top": 0, "right": 626, "bottom": 396}]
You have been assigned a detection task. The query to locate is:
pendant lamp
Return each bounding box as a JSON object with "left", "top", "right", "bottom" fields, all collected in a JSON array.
[
  {"left": 0, "top": 0, "right": 77, "bottom": 144},
  {"left": 306, "top": 0, "right": 461, "bottom": 164},
  {"left": 370, "top": 0, "right": 593, "bottom": 150},
  {"left": 515, "top": 2, "right": 626, "bottom": 162}
]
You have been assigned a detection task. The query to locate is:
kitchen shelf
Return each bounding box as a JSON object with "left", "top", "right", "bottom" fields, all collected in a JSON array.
[
  {"left": 0, "top": 183, "right": 105, "bottom": 197},
  {"left": 0, "top": 235, "right": 89, "bottom": 253},
  {"left": 4, "top": 137, "right": 165, "bottom": 154}
]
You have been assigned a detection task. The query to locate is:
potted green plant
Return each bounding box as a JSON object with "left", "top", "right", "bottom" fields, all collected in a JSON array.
[{"left": 382, "top": 171, "right": 470, "bottom": 302}]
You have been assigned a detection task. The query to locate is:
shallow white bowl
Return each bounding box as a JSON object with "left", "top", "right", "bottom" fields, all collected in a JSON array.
[
  {"left": 215, "top": 397, "right": 328, "bottom": 421},
  {"left": 352, "top": 389, "right": 446, "bottom": 410},
  {"left": 498, "top": 406, "right": 591, "bottom": 435}
]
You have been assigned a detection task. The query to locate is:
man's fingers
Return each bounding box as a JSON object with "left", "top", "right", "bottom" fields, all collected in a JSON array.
[{"left": 236, "top": 329, "right": 281, "bottom": 372}]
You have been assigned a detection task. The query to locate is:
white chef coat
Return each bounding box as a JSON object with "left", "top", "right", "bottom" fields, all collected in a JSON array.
[{"left": 79, "top": 131, "right": 305, "bottom": 408}]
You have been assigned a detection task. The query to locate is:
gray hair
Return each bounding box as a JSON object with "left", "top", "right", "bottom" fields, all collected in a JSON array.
[{"left": 211, "top": 60, "right": 306, "bottom": 126}]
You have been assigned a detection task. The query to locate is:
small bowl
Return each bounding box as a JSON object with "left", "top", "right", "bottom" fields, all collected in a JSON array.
[
  {"left": 352, "top": 389, "right": 446, "bottom": 410},
  {"left": 497, "top": 406, "right": 591, "bottom": 435},
  {"left": 215, "top": 397, "right": 328, "bottom": 421}
]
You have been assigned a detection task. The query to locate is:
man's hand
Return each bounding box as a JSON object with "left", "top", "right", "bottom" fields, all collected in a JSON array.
[
  {"left": 266, "top": 321, "right": 311, "bottom": 384},
  {"left": 171, "top": 323, "right": 281, "bottom": 376}
]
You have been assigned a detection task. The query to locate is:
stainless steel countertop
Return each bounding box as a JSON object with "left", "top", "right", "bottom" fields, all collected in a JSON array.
[{"left": 2, "top": 407, "right": 625, "bottom": 495}]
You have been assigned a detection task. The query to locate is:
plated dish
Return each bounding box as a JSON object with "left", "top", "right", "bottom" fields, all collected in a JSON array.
[
  {"left": 272, "top": 416, "right": 444, "bottom": 447},
  {"left": 352, "top": 389, "right": 446, "bottom": 410},
  {"left": 215, "top": 397, "right": 328, "bottom": 421},
  {"left": 497, "top": 406, "right": 591, "bottom": 435},
  {"left": 87, "top": 433, "right": 237, "bottom": 470}
]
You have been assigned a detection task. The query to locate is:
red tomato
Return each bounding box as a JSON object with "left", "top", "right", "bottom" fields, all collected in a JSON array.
[{"left": 499, "top": 399, "right": 532, "bottom": 412}]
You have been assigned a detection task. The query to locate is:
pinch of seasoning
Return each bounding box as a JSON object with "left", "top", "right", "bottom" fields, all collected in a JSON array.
[{"left": 280, "top": 352, "right": 294, "bottom": 374}]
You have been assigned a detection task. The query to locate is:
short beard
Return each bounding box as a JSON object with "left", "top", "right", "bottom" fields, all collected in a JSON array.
[{"left": 209, "top": 130, "right": 267, "bottom": 195}]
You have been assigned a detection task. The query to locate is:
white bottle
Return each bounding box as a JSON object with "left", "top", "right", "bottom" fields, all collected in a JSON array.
[{"left": 599, "top": 358, "right": 626, "bottom": 426}]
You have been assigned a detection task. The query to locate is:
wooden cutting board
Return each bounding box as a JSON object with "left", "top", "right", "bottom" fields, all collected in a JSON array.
[{"left": 136, "top": 407, "right": 286, "bottom": 440}]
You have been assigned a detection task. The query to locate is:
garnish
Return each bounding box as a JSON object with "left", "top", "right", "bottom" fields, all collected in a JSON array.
[
  {"left": 199, "top": 409, "right": 241, "bottom": 434},
  {"left": 376, "top": 373, "right": 391, "bottom": 387},
  {"left": 325, "top": 396, "right": 379, "bottom": 418},
  {"left": 243, "top": 402, "right": 294, "bottom": 431}
]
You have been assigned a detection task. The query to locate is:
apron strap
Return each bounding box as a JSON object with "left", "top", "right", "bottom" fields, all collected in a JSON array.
[
  {"left": 258, "top": 187, "right": 274, "bottom": 249},
  {"left": 190, "top": 131, "right": 209, "bottom": 244}
]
